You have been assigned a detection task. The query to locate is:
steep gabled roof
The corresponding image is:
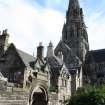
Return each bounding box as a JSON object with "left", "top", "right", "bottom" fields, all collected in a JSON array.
[
  {"left": 34, "top": 57, "right": 46, "bottom": 70},
  {"left": 5, "top": 43, "right": 35, "bottom": 68},
  {"left": 47, "top": 56, "right": 63, "bottom": 68},
  {"left": 47, "top": 56, "right": 63, "bottom": 75},
  {"left": 17, "top": 49, "right": 35, "bottom": 67},
  {"left": 85, "top": 49, "right": 105, "bottom": 64},
  {"left": 55, "top": 40, "right": 81, "bottom": 66}
]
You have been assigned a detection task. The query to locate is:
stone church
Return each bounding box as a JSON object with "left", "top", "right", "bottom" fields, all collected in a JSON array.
[{"left": 0, "top": 0, "right": 104, "bottom": 105}]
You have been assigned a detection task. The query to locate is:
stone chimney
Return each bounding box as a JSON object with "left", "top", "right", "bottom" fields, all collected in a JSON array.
[
  {"left": 47, "top": 41, "right": 54, "bottom": 57},
  {"left": 37, "top": 42, "right": 44, "bottom": 59},
  {"left": 0, "top": 29, "right": 9, "bottom": 51}
]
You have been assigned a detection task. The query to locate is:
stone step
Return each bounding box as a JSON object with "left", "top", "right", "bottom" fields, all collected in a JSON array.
[
  {"left": 0, "top": 88, "right": 29, "bottom": 105},
  {"left": 0, "top": 94, "right": 29, "bottom": 102},
  {"left": 0, "top": 94, "right": 28, "bottom": 97},
  {"left": 0, "top": 93, "right": 29, "bottom": 97},
  {"left": 0, "top": 100, "right": 28, "bottom": 105},
  {"left": 0, "top": 97, "right": 28, "bottom": 100},
  {"left": 0, "top": 91, "right": 28, "bottom": 94}
]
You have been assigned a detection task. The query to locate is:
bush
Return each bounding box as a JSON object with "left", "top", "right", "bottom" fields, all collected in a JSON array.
[
  {"left": 66, "top": 85, "right": 105, "bottom": 105},
  {"left": 49, "top": 85, "right": 58, "bottom": 93}
]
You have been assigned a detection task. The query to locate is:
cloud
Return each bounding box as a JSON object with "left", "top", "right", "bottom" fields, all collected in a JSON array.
[
  {"left": 0, "top": 0, "right": 105, "bottom": 56},
  {"left": 86, "top": 13, "right": 105, "bottom": 50},
  {"left": 34, "top": 0, "right": 68, "bottom": 12},
  {"left": 83, "top": 0, "right": 105, "bottom": 50},
  {"left": 0, "top": 0, "right": 65, "bottom": 56}
]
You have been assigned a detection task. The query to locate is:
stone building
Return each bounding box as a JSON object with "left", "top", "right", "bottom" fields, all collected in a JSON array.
[
  {"left": 0, "top": 31, "right": 35, "bottom": 87},
  {"left": 0, "top": 0, "right": 85, "bottom": 105},
  {"left": 83, "top": 49, "right": 105, "bottom": 85},
  {"left": 55, "top": 0, "right": 88, "bottom": 95},
  {"left": 0, "top": 0, "right": 104, "bottom": 105}
]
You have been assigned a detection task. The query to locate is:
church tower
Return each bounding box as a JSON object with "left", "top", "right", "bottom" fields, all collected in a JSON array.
[{"left": 62, "top": 0, "right": 89, "bottom": 61}]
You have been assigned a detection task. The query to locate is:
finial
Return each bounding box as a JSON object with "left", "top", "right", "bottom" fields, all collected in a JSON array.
[
  {"left": 49, "top": 41, "right": 53, "bottom": 47},
  {"left": 39, "top": 42, "right": 42, "bottom": 46},
  {"left": 2, "top": 29, "right": 8, "bottom": 35},
  {"left": 4, "top": 29, "right": 8, "bottom": 33}
]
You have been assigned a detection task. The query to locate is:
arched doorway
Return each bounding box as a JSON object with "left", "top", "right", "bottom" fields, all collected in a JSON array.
[{"left": 31, "top": 87, "right": 48, "bottom": 105}]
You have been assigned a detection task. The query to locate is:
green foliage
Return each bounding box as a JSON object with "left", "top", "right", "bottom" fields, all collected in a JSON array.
[
  {"left": 49, "top": 85, "right": 58, "bottom": 93},
  {"left": 66, "top": 85, "right": 105, "bottom": 105}
]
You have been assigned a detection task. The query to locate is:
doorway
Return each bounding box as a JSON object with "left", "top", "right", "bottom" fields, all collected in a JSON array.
[{"left": 31, "top": 88, "right": 47, "bottom": 105}]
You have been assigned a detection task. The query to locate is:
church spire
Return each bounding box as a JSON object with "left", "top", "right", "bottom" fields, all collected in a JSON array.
[
  {"left": 68, "top": 0, "right": 80, "bottom": 10},
  {"left": 66, "top": 0, "right": 81, "bottom": 20},
  {"left": 61, "top": 0, "right": 89, "bottom": 61}
]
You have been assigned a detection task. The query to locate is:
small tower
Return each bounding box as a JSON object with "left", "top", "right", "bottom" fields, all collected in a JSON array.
[
  {"left": 47, "top": 41, "right": 54, "bottom": 57},
  {"left": 62, "top": 0, "right": 89, "bottom": 61}
]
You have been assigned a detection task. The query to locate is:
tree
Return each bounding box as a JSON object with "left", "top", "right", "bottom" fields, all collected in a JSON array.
[{"left": 66, "top": 86, "right": 105, "bottom": 105}]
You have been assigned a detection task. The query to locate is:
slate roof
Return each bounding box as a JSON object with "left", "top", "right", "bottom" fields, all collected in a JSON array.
[
  {"left": 85, "top": 49, "right": 105, "bottom": 64},
  {"left": 1, "top": 43, "right": 36, "bottom": 69},
  {"left": 68, "top": 66, "right": 81, "bottom": 75},
  {"left": 55, "top": 40, "right": 81, "bottom": 64},
  {"left": 17, "top": 49, "right": 35, "bottom": 67},
  {"left": 69, "top": 69, "right": 77, "bottom": 75},
  {"left": 47, "top": 56, "right": 63, "bottom": 68},
  {"left": 5, "top": 43, "right": 36, "bottom": 68},
  {"left": 47, "top": 56, "right": 63, "bottom": 75}
]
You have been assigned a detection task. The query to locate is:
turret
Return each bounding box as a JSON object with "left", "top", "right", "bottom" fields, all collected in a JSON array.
[{"left": 47, "top": 41, "right": 54, "bottom": 57}]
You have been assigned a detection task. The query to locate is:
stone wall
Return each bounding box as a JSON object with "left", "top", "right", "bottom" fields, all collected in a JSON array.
[
  {"left": 48, "top": 92, "right": 58, "bottom": 105},
  {"left": 0, "top": 87, "right": 29, "bottom": 105}
]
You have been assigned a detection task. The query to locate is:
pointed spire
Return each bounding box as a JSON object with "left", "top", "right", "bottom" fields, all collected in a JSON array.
[
  {"left": 49, "top": 41, "right": 53, "bottom": 47},
  {"left": 68, "top": 0, "right": 80, "bottom": 10},
  {"left": 67, "top": 0, "right": 81, "bottom": 19},
  {"left": 61, "top": 0, "right": 89, "bottom": 61}
]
